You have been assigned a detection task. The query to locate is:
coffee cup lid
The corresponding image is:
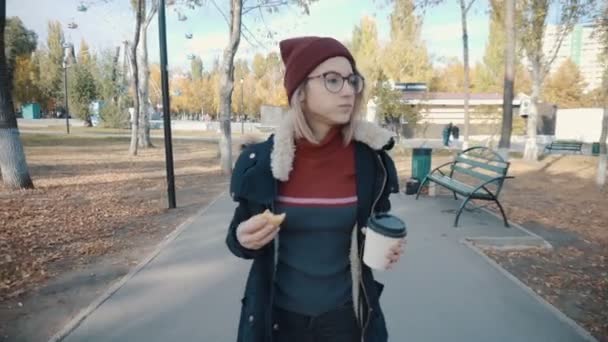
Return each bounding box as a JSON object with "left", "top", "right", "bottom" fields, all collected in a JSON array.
[{"left": 367, "top": 213, "right": 407, "bottom": 238}]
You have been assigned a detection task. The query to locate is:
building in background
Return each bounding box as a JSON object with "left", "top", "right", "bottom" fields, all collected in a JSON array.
[
  {"left": 400, "top": 91, "right": 541, "bottom": 138},
  {"left": 365, "top": 82, "right": 554, "bottom": 139},
  {"left": 543, "top": 23, "right": 603, "bottom": 92}
]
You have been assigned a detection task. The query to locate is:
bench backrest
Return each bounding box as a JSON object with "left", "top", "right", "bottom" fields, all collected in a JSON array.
[
  {"left": 451, "top": 147, "right": 510, "bottom": 195},
  {"left": 548, "top": 141, "right": 583, "bottom": 149}
]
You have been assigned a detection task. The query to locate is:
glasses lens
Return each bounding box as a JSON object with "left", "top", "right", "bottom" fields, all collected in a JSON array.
[
  {"left": 324, "top": 73, "right": 344, "bottom": 93},
  {"left": 348, "top": 74, "right": 364, "bottom": 94}
]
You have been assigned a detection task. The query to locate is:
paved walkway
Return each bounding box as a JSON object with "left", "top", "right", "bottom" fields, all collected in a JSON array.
[{"left": 55, "top": 192, "right": 596, "bottom": 342}]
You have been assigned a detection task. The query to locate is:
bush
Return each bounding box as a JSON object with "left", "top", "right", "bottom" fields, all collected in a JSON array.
[
  {"left": 100, "top": 103, "right": 129, "bottom": 129},
  {"left": 68, "top": 65, "right": 97, "bottom": 125}
]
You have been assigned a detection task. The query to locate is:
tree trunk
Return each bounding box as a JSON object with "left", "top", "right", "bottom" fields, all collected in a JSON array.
[
  {"left": 129, "top": 0, "right": 144, "bottom": 156},
  {"left": 498, "top": 0, "right": 515, "bottom": 161},
  {"left": 460, "top": 0, "right": 472, "bottom": 150},
  {"left": 138, "top": 20, "right": 153, "bottom": 148},
  {"left": 524, "top": 60, "right": 542, "bottom": 161},
  {"left": 0, "top": 4, "right": 33, "bottom": 190},
  {"left": 111, "top": 46, "right": 121, "bottom": 104},
  {"left": 138, "top": 1, "right": 156, "bottom": 149},
  {"left": 597, "top": 70, "right": 608, "bottom": 187},
  {"left": 218, "top": 0, "right": 243, "bottom": 175}
]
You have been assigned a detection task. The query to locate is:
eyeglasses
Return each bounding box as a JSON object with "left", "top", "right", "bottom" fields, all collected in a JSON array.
[{"left": 306, "top": 72, "right": 365, "bottom": 94}]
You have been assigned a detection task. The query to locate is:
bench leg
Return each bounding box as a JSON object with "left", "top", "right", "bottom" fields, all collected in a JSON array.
[
  {"left": 454, "top": 196, "right": 473, "bottom": 227},
  {"left": 415, "top": 176, "right": 429, "bottom": 200},
  {"left": 452, "top": 191, "right": 458, "bottom": 200},
  {"left": 493, "top": 198, "right": 510, "bottom": 228}
]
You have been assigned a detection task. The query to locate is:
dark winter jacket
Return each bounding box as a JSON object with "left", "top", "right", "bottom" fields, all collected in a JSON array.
[{"left": 226, "top": 116, "right": 400, "bottom": 342}]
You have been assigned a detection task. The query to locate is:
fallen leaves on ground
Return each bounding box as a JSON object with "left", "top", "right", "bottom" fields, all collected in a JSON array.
[{"left": 0, "top": 137, "right": 228, "bottom": 303}]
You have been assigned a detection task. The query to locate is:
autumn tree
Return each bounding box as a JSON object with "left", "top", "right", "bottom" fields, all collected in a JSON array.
[
  {"left": 373, "top": 70, "right": 419, "bottom": 136},
  {"left": 5, "top": 17, "right": 38, "bottom": 109},
  {"left": 0, "top": 4, "right": 34, "bottom": 189},
  {"left": 382, "top": 0, "right": 432, "bottom": 85},
  {"left": 38, "top": 21, "right": 65, "bottom": 113},
  {"left": 94, "top": 46, "right": 128, "bottom": 128},
  {"left": 12, "top": 54, "right": 45, "bottom": 109},
  {"left": 249, "top": 52, "right": 285, "bottom": 116},
  {"left": 477, "top": 0, "right": 508, "bottom": 93},
  {"left": 61, "top": 40, "right": 97, "bottom": 126},
  {"left": 543, "top": 58, "right": 588, "bottom": 108},
  {"left": 349, "top": 16, "right": 381, "bottom": 98},
  {"left": 191, "top": 55, "right": 203, "bottom": 81},
  {"left": 429, "top": 59, "right": 478, "bottom": 92}
]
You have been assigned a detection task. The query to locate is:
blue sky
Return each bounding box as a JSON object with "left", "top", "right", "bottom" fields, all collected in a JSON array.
[{"left": 7, "top": 0, "right": 491, "bottom": 72}]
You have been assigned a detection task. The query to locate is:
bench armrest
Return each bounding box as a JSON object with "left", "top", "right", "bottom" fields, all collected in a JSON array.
[{"left": 428, "top": 161, "right": 456, "bottom": 178}]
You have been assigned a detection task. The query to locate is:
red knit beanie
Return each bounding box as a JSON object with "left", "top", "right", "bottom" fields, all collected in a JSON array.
[{"left": 279, "top": 36, "right": 356, "bottom": 104}]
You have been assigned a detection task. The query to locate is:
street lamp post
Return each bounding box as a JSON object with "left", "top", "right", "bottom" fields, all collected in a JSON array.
[
  {"left": 158, "top": 0, "right": 176, "bottom": 209},
  {"left": 62, "top": 60, "right": 70, "bottom": 134}
]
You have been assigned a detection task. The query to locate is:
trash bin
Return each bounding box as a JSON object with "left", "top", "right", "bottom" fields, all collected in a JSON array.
[
  {"left": 412, "top": 148, "right": 432, "bottom": 183},
  {"left": 592, "top": 142, "right": 600, "bottom": 156},
  {"left": 21, "top": 103, "right": 41, "bottom": 119}
]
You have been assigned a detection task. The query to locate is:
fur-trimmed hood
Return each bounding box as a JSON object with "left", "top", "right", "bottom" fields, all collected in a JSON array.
[{"left": 242, "top": 114, "right": 396, "bottom": 182}]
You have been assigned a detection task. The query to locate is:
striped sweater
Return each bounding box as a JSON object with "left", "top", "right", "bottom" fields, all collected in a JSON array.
[{"left": 273, "top": 126, "right": 357, "bottom": 316}]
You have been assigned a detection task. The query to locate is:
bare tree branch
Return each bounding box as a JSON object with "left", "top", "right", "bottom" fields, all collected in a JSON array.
[
  {"left": 256, "top": 5, "right": 275, "bottom": 42},
  {"left": 242, "top": 21, "right": 268, "bottom": 48},
  {"left": 144, "top": 0, "right": 160, "bottom": 30},
  {"left": 543, "top": 10, "right": 578, "bottom": 73},
  {"left": 544, "top": 28, "right": 570, "bottom": 75},
  {"left": 209, "top": 0, "right": 231, "bottom": 27},
  {"left": 207, "top": 0, "right": 263, "bottom": 48},
  {"left": 243, "top": 1, "right": 288, "bottom": 15},
  {"left": 465, "top": 0, "right": 475, "bottom": 13}
]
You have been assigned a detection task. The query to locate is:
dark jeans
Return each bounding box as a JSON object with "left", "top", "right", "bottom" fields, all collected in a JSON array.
[{"left": 272, "top": 301, "right": 361, "bottom": 342}]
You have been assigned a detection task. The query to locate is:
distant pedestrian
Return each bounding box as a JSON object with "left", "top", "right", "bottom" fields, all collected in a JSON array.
[
  {"left": 451, "top": 125, "right": 460, "bottom": 140},
  {"left": 442, "top": 122, "right": 453, "bottom": 146}
]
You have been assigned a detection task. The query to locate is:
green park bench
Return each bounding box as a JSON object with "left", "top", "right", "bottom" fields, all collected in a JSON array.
[
  {"left": 544, "top": 140, "right": 583, "bottom": 154},
  {"left": 416, "top": 146, "right": 513, "bottom": 227}
]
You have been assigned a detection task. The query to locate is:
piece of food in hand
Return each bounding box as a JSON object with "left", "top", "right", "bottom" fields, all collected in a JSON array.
[{"left": 261, "top": 209, "right": 286, "bottom": 227}]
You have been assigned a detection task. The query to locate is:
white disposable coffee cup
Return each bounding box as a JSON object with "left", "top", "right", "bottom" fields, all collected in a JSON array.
[{"left": 363, "top": 213, "right": 407, "bottom": 271}]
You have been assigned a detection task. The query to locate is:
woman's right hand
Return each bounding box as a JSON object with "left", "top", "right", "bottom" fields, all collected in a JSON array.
[{"left": 236, "top": 213, "right": 281, "bottom": 250}]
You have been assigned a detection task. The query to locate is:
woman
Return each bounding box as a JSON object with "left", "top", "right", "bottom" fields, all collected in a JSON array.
[{"left": 226, "top": 36, "right": 406, "bottom": 342}]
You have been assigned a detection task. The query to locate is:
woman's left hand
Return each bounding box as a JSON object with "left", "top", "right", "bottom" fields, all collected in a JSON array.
[{"left": 386, "top": 238, "right": 407, "bottom": 270}]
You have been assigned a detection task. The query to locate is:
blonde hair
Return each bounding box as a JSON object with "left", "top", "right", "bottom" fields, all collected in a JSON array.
[{"left": 288, "top": 80, "right": 365, "bottom": 145}]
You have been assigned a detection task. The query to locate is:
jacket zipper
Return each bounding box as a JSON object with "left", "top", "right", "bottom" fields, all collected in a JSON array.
[
  {"left": 360, "top": 152, "right": 388, "bottom": 341},
  {"left": 269, "top": 179, "right": 278, "bottom": 342},
  {"left": 265, "top": 153, "right": 388, "bottom": 341}
]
